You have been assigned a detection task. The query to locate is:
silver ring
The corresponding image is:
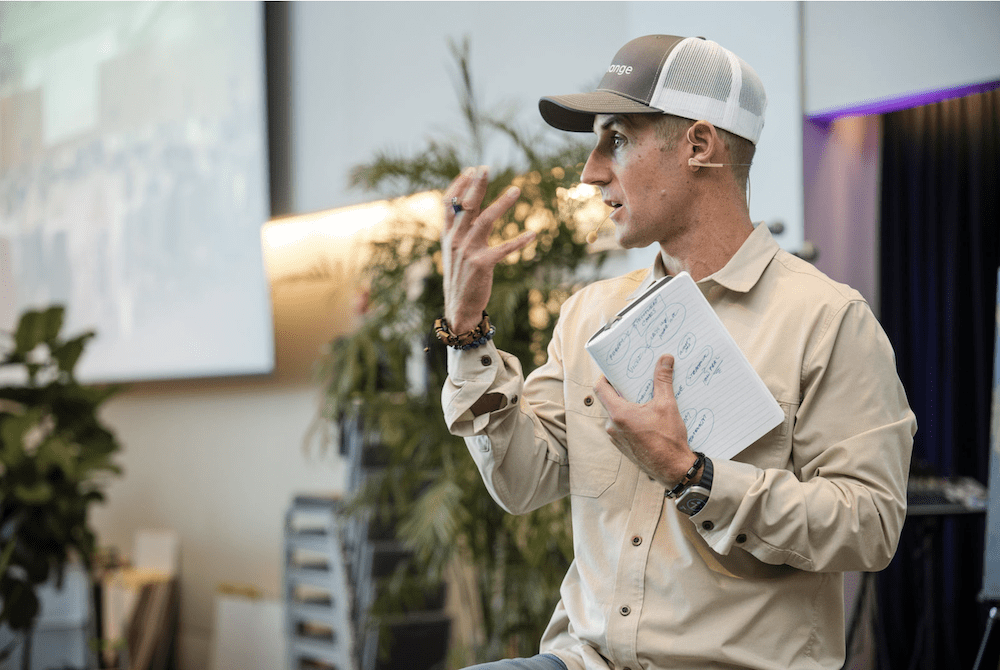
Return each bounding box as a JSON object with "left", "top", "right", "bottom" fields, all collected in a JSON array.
[{"left": 451, "top": 197, "right": 464, "bottom": 214}]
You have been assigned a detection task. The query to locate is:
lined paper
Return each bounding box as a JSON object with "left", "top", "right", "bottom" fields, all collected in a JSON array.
[{"left": 586, "top": 272, "right": 784, "bottom": 460}]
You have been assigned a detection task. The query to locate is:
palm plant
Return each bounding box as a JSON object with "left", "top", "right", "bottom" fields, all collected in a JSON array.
[{"left": 320, "top": 39, "right": 607, "bottom": 663}]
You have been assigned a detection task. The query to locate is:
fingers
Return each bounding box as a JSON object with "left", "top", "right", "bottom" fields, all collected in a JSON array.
[
  {"left": 442, "top": 165, "right": 489, "bottom": 228},
  {"left": 653, "top": 354, "right": 675, "bottom": 393},
  {"left": 471, "top": 185, "right": 521, "bottom": 245},
  {"left": 486, "top": 229, "right": 536, "bottom": 265},
  {"left": 459, "top": 166, "right": 491, "bottom": 216},
  {"left": 593, "top": 376, "right": 623, "bottom": 414},
  {"left": 442, "top": 167, "right": 477, "bottom": 233},
  {"left": 443, "top": 166, "right": 523, "bottom": 255}
]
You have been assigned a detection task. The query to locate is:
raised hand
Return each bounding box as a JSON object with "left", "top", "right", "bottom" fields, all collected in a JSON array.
[{"left": 441, "top": 166, "right": 536, "bottom": 333}]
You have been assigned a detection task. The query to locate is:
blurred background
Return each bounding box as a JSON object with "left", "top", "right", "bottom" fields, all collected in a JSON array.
[{"left": 1, "top": 2, "right": 998, "bottom": 669}]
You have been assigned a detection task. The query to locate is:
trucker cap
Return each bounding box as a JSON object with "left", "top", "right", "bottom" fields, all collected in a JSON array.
[{"left": 539, "top": 35, "right": 767, "bottom": 145}]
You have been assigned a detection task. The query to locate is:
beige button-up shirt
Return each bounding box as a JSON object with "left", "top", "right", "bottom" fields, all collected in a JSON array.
[{"left": 443, "top": 224, "right": 916, "bottom": 670}]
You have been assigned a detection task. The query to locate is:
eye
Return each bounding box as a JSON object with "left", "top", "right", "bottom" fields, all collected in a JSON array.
[{"left": 611, "top": 132, "right": 626, "bottom": 150}]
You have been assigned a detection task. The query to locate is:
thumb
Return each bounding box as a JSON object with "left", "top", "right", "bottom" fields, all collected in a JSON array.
[{"left": 654, "top": 354, "right": 675, "bottom": 397}]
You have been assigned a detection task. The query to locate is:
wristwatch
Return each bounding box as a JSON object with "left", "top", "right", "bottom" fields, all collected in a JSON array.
[{"left": 675, "top": 456, "right": 713, "bottom": 516}]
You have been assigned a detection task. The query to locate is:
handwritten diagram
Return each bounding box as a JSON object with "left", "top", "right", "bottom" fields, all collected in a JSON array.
[
  {"left": 586, "top": 272, "right": 784, "bottom": 460},
  {"left": 595, "top": 291, "right": 726, "bottom": 445}
]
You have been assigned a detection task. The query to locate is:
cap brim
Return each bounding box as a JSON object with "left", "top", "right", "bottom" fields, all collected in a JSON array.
[{"left": 539, "top": 91, "right": 662, "bottom": 132}]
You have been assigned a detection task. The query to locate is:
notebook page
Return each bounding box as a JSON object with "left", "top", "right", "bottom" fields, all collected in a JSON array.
[{"left": 586, "top": 272, "right": 783, "bottom": 460}]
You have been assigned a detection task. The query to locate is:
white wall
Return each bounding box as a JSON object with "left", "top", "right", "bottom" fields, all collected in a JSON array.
[
  {"left": 803, "top": 1, "right": 1000, "bottom": 116},
  {"left": 290, "top": 1, "right": 628, "bottom": 214}
]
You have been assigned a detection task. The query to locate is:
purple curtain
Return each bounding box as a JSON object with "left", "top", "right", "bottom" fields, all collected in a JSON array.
[{"left": 877, "top": 88, "right": 1000, "bottom": 669}]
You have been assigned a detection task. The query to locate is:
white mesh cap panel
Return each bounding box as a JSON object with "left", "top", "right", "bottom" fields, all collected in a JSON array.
[
  {"left": 648, "top": 37, "right": 766, "bottom": 144},
  {"left": 738, "top": 60, "right": 767, "bottom": 117},
  {"left": 660, "top": 39, "right": 733, "bottom": 103}
]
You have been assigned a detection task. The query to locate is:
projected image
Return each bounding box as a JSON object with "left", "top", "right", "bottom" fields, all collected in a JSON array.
[{"left": 0, "top": 2, "right": 274, "bottom": 382}]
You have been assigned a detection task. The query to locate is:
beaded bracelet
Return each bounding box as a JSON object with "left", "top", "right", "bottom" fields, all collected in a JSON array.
[
  {"left": 665, "top": 451, "right": 706, "bottom": 499},
  {"left": 433, "top": 312, "right": 496, "bottom": 350}
]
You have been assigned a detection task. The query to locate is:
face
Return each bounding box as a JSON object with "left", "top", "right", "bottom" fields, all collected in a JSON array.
[{"left": 581, "top": 114, "right": 692, "bottom": 249}]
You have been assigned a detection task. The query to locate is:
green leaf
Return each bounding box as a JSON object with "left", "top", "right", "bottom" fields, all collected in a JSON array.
[
  {"left": 35, "top": 436, "right": 76, "bottom": 476},
  {"left": 40, "top": 305, "right": 65, "bottom": 343},
  {"left": 12, "top": 305, "right": 64, "bottom": 355},
  {"left": 0, "top": 539, "right": 16, "bottom": 576},
  {"left": 0, "top": 409, "right": 44, "bottom": 467},
  {"left": 13, "top": 310, "right": 44, "bottom": 356},
  {"left": 50, "top": 332, "right": 95, "bottom": 376},
  {"left": 14, "top": 481, "right": 53, "bottom": 504},
  {"left": 0, "top": 577, "right": 41, "bottom": 630}
]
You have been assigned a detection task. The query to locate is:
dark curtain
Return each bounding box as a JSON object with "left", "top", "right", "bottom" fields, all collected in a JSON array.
[{"left": 877, "top": 88, "right": 1000, "bottom": 669}]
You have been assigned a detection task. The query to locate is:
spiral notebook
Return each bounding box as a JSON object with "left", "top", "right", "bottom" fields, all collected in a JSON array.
[{"left": 585, "top": 271, "right": 784, "bottom": 460}]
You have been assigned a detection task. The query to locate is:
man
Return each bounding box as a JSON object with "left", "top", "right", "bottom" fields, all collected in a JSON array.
[{"left": 435, "top": 35, "right": 915, "bottom": 670}]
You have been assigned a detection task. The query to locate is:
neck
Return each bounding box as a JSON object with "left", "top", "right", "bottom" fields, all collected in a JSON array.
[{"left": 658, "top": 195, "right": 754, "bottom": 281}]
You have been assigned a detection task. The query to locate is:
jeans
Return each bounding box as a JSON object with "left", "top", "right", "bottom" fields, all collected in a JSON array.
[{"left": 462, "top": 654, "right": 569, "bottom": 670}]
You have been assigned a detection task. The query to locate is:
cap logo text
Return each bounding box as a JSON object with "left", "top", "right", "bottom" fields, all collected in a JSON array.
[{"left": 607, "top": 64, "right": 633, "bottom": 76}]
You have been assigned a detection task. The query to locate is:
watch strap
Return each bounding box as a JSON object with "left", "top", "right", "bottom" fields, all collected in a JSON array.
[{"left": 699, "top": 456, "right": 714, "bottom": 493}]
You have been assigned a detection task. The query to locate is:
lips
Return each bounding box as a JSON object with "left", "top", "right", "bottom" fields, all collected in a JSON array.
[{"left": 606, "top": 200, "right": 624, "bottom": 221}]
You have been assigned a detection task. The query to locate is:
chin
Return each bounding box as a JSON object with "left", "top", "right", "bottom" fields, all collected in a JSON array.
[{"left": 615, "top": 231, "right": 647, "bottom": 250}]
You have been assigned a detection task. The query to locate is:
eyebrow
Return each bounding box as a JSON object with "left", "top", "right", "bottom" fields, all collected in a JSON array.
[{"left": 599, "top": 114, "right": 630, "bottom": 131}]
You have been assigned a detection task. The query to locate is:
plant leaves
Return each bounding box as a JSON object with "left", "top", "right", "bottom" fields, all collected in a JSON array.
[
  {"left": 50, "top": 332, "right": 95, "bottom": 377},
  {"left": 13, "top": 310, "right": 43, "bottom": 356},
  {"left": 0, "top": 540, "right": 16, "bottom": 577},
  {"left": 13, "top": 481, "right": 53, "bottom": 505},
  {"left": 324, "top": 39, "right": 602, "bottom": 661},
  {"left": 40, "top": 305, "right": 65, "bottom": 343},
  {"left": 0, "top": 304, "right": 124, "bottom": 636}
]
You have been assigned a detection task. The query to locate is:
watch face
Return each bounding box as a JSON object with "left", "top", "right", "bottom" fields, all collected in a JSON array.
[{"left": 676, "top": 487, "right": 710, "bottom": 516}]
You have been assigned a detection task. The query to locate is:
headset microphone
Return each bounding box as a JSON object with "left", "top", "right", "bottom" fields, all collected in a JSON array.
[
  {"left": 688, "top": 158, "right": 725, "bottom": 168},
  {"left": 587, "top": 215, "right": 612, "bottom": 244}
]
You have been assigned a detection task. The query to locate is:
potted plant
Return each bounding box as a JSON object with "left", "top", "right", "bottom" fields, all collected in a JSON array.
[
  {"left": 0, "top": 305, "right": 123, "bottom": 669},
  {"left": 320, "top": 40, "right": 607, "bottom": 665}
]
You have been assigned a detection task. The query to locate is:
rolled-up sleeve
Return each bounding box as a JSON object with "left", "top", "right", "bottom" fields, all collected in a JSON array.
[
  {"left": 442, "top": 323, "right": 571, "bottom": 515},
  {"left": 693, "top": 299, "right": 916, "bottom": 573}
]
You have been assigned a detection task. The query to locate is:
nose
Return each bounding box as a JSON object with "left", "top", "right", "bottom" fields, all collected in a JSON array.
[{"left": 581, "top": 146, "right": 609, "bottom": 186}]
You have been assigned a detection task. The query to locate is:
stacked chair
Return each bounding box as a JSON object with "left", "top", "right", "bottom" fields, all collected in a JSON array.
[{"left": 284, "top": 411, "right": 450, "bottom": 670}]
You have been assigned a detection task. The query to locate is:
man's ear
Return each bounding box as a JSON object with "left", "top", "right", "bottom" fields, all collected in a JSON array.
[{"left": 686, "top": 121, "right": 722, "bottom": 169}]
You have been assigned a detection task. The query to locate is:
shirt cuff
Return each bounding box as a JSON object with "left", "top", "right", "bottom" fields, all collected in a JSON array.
[
  {"left": 442, "top": 341, "right": 511, "bottom": 435},
  {"left": 687, "top": 458, "right": 760, "bottom": 549}
]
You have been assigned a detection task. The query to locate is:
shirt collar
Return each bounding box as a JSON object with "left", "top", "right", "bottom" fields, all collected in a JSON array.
[
  {"left": 625, "top": 223, "right": 779, "bottom": 301},
  {"left": 703, "top": 223, "right": 780, "bottom": 293}
]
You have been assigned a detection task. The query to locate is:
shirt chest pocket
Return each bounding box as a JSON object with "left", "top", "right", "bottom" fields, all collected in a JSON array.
[{"left": 564, "top": 379, "right": 623, "bottom": 498}]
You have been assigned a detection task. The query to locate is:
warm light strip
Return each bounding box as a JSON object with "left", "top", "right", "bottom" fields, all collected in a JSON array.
[
  {"left": 260, "top": 184, "right": 609, "bottom": 282},
  {"left": 262, "top": 203, "right": 390, "bottom": 249},
  {"left": 262, "top": 191, "right": 445, "bottom": 249},
  {"left": 260, "top": 191, "right": 445, "bottom": 281}
]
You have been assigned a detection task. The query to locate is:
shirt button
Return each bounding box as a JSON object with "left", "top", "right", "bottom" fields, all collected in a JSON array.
[
  {"left": 631, "top": 536, "right": 642, "bottom": 546},
  {"left": 702, "top": 521, "right": 715, "bottom": 531},
  {"left": 736, "top": 533, "right": 747, "bottom": 543},
  {"left": 480, "top": 355, "right": 492, "bottom": 366},
  {"left": 584, "top": 395, "right": 594, "bottom": 406},
  {"left": 620, "top": 605, "right": 631, "bottom": 616}
]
